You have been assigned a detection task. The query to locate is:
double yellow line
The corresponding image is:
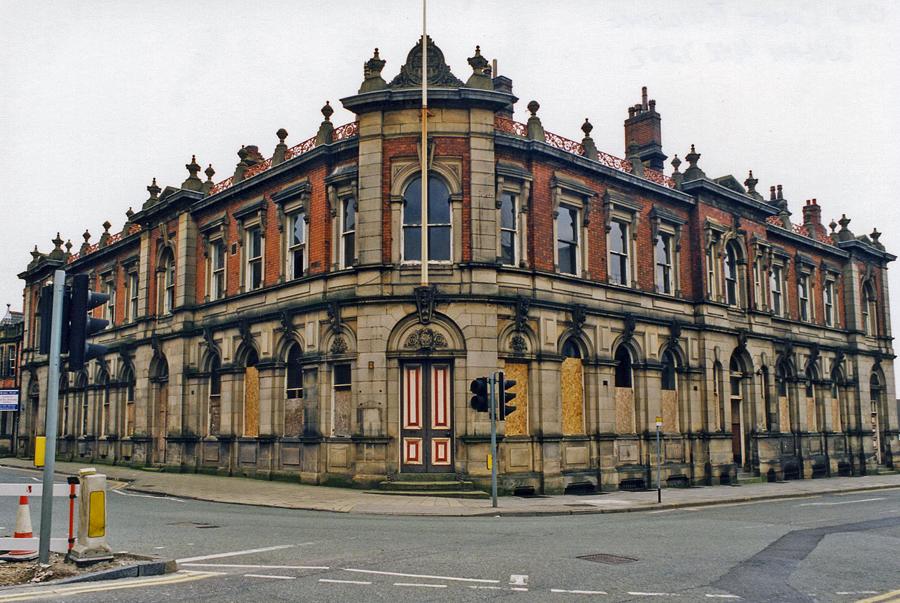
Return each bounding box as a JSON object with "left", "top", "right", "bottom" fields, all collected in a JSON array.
[
  {"left": 0, "top": 570, "right": 218, "bottom": 601},
  {"left": 857, "top": 589, "right": 900, "bottom": 603}
]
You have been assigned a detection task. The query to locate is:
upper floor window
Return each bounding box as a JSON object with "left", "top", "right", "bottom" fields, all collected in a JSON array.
[
  {"left": 661, "top": 349, "right": 677, "bottom": 390},
  {"left": 246, "top": 228, "right": 263, "bottom": 290},
  {"left": 211, "top": 239, "right": 227, "bottom": 300},
  {"left": 159, "top": 249, "right": 175, "bottom": 315},
  {"left": 608, "top": 219, "right": 629, "bottom": 285},
  {"left": 402, "top": 175, "right": 452, "bottom": 263},
  {"left": 724, "top": 242, "right": 739, "bottom": 306},
  {"left": 798, "top": 274, "right": 810, "bottom": 322},
  {"left": 862, "top": 281, "right": 877, "bottom": 336},
  {"left": 655, "top": 232, "right": 673, "bottom": 294},
  {"left": 499, "top": 192, "right": 517, "bottom": 266},
  {"left": 557, "top": 204, "right": 580, "bottom": 275},
  {"left": 104, "top": 279, "right": 116, "bottom": 326},
  {"left": 340, "top": 197, "right": 356, "bottom": 269},
  {"left": 127, "top": 271, "right": 139, "bottom": 322},
  {"left": 614, "top": 345, "right": 633, "bottom": 388},
  {"left": 824, "top": 280, "right": 835, "bottom": 327},
  {"left": 288, "top": 214, "right": 307, "bottom": 279},
  {"left": 7, "top": 346, "right": 14, "bottom": 378},
  {"left": 771, "top": 265, "right": 784, "bottom": 317}
]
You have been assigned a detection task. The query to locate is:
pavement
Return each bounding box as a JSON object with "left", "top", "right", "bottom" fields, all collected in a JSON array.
[{"left": 2, "top": 456, "right": 898, "bottom": 517}]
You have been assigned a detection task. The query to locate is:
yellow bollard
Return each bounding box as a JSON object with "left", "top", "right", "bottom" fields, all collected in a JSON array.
[
  {"left": 34, "top": 437, "right": 46, "bottom": 468},
  {"left": 69, "top": 468, "right": 113, "bottom": 564}
]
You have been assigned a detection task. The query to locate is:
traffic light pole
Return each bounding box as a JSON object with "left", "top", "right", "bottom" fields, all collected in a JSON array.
[
  {"left": 39, "top": 269, "right": 66, "bottom": 564},
  {"left": 489, "top": 372, "right": 498, "bottom": 508}
]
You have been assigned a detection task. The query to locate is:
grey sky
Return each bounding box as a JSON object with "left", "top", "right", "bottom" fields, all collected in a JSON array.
[{"left": 2, "top": 1, "right": 898, "bottom": 380}]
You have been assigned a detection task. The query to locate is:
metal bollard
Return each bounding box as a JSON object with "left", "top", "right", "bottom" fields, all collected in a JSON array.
[{"left": 68, "top": 468, "right": 113, "bottom": 565}]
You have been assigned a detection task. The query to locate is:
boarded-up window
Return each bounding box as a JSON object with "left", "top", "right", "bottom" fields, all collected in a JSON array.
[
  {"left": 831, "top": 395, "right": 842, "bottom": 432},
  {"left": 614, "top": 346, "right": 635, "bottom": 433},
  {"left": 208, "top": 356, "right": 221, "bottom": 435},
  {"left": 332, "top": 364, "right": 352, "bottom": 437},
  {"left": 561, "top": 357, "right": 584, "bottom": 435},
  {"left": 243, "top": 366, "right": 259, "bottom": 437},
  {"left": 302, "top": 368, "right": 319, "bottom": 436},
  {"left": 660, "top": 350, "right": 678, "bottom": 432},
  {"left": 806, "top": 396, "right": 817, "bottom": 432},
  {"left": 503, "top": 361, "right": 528, "bottom": 436},
  {"left": 284, "top": 346, "right": 303, "bottom": 436}
]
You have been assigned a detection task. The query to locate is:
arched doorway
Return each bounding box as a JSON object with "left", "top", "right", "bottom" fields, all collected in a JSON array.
[
  {"left": 729, "top": 351, "right": 753, "bottom": 467},
  {"left": 870, "top": 373, "right": 885, "bottom": 465},
  {"left": 150, "top": 355, "right": 169, "bottom": 463},
  {"left": 242, "top": 348, "right": 259, "bottom": 438}
]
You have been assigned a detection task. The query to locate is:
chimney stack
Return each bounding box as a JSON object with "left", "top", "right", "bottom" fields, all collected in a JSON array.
[
  {"left": 623, "top": 86, "right": 666, "bottom": 171},
  {"left": 802, "top": 198, "right": 826, "bottom": 239}
]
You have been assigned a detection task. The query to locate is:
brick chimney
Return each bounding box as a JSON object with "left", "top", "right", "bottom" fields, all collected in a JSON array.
[
  {"left": 623, "top": 86, "right": 666, "bottom": 171},
  {"left": 802, "top": 198, "right": 827, "bottom": 239}
]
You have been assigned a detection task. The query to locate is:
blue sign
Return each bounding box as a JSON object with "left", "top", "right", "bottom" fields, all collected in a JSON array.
[{"left": 0, "top": 389, "right": 18, "bottom": 411}]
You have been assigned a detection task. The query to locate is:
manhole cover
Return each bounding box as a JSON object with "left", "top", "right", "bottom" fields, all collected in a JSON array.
[{"left": 577, "top": 553, "right": 638, "bottom": 565}]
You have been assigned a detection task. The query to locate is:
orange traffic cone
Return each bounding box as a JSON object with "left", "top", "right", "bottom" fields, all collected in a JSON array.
[{"left": 2, "top": 495, "right": 38, "bottom": 561}]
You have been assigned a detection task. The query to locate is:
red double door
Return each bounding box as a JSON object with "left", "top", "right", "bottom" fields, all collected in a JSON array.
[{"left": 401, "top": 362, "right": 453, "bottom": 473}]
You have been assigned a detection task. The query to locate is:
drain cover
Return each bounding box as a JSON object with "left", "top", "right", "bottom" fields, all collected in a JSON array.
[{"left": 577, "top": 553, "right": 638, "bottom": 564}]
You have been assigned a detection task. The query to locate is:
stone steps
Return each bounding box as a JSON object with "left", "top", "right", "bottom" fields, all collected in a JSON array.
[
  {"left": 375, "top": 473, "right": 489, "bottom": 498},
  {"left": 368, "top": 488, "right": 490, "bottom": 499}
]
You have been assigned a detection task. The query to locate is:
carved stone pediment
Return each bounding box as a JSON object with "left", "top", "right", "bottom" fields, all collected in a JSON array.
[{"left": 389, "top": 36, "right": 464, "bottom": 89}]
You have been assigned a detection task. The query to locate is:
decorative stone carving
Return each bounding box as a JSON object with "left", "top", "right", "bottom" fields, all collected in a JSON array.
[
  {"left": 510, "top": 333, "right": 528, "bottom": 354},
  {"left": 736, "top": 328, "right": 749, "bottom": 352},
  {"left": 330, "top": 336, "right": 349, "bottom": 355},
  {"left": 389, "top": 36, "right": 464, "bottom": 89},
  {"left": 201, "top": 326, "right": 216, "bottom": 351},
  {"left": 621, "top": 313, "right": 636, "bottom": 344},
  {"left": 239, "top": 319, "right": 254, "bottom": 349},
  {"left": 415, "top": 285, "right": 438, "bottom": 325},
  {"left": 404, "top": 327, "right": 447, "bottom": 351},
  {"left": 668, "top": 318, "right": 682, "bottom": 345},
  {"left": 327, "top": 301, "right": 341, "bottom": 332},
  {"left": 514, "top": 295, "right": 531, "bottom": 332},
  {"left": 570, "top": 304, "right": 586, "bottom": 335},
  {"left": 277, "top": 310, "right": 294, "bottom": 335},
  {"left": 359, "top": 48, "right": 387, "bottom": 93}
]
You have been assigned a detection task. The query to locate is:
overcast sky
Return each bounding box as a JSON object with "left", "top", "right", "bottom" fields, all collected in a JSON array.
[{"left": 2, "top": 1, "right": 899, "bottom": 373}]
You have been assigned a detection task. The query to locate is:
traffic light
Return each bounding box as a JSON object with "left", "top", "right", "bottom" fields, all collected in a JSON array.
[
  {"left": 68, "top": 273, "right": 109, "bottom": 371},
  {"left": 469, "top": 377, "right": 489, "bottom": 412},
  {"left": 38, "top": 284, "right": 70, "bottom": 355},
  {"left": 498, "top": 371, "right": 517, "bottom": 420}
]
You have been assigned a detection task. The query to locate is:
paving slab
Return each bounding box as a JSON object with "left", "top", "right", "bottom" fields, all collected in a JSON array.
[{"left": 2, "top": 457, "right": 898, "bottom": 517}]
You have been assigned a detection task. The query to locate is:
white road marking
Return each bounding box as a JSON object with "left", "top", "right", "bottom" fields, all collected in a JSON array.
[
  {"left": 510, "top": 574, "right": 528, "bottom": 586},
  {"left": 112, "top": 489, "right": 185, "bottom": 503},
  {"left": 244, "top": 574, "right": 296, "bottom": 580},
  {"left": 705, "top": 595, "right": 741, "bottom": 599},
  {"left": 29, "top": 477, "right": 40, "bottom": 482},
  {"left": 835, "top": 591, "right": 878, "bottom": 595},
  {"left": 182, "top": 563, "right": 330, "bottom": 570},
  {"left": 551, "top": 588, "right": 608, "bottom": 595},
  {"left": 511, "top": 587, "right": 529, "bottom": 591},
  {"left": 628, "top": 592, "right": 680, "bottom": 597},
  {"left": 469, "top": 586, "right": 504, "bottom": 590},
  {"left": 154, "top": 546, "right": 165, "bottom": 550},
  {"left": 177, "top": 544, "right": 296, "bottom": 563},
  {"left": 343, "top": 568, "right": 500, "bottom": 584},
  {"left": 319, "top": 578, "right": 372, "bottom": 585},
  {"left": 796, "top": 497, "right": 884, "bottom": 507},
  {"left": 393, "top": 582, "right": 447, "bottom": 588}
]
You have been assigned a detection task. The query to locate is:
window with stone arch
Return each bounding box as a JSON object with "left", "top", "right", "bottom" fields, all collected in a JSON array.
[
  {"left": 805, "top": 364, "right": 823, "bottom": 432},
  {"left": 157, "top": 246, "right": 176, "bottom": 315},
  {"left": 613, "top": 345, "right": 636, "bottom": 433},
  {"left": 96, "top": 368, "right": 110, "bottom": 438},
  {"left": 120, "top": 363, "right": 135, "bottom": 437},
  {"left": 207, "top": 352, "right": 221, "bottom": 436},
  {"left": 870, "top": 371, "right": 885, "bottom": 464},
  {"left": 724, "top": 240, "right": 742, "bottom": 307},
  {"left": 760, "top": 365, "right": 775, "bottom": 431},
  {"left": 283, "top": 343, "right": 305, "bottom": 436},
  {"left": 402, "top": 174, "right": 452, "bottom": 263},
  {"left": 862, "top": 280, "right": 878, "bottom": 336},
  {"left": 776, "top": 358, "right": 794, "bottom": 432},
  {"left": 560, "top": 339, "right": 585, "bottom": 436}
]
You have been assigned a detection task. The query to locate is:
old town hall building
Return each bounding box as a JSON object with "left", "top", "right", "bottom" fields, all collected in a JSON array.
[{"left": 16, "top": 38, "right": 898, "bottom": 493}]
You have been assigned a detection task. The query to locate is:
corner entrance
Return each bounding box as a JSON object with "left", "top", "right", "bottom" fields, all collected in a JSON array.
[{"left": 400, "top": 361, "right": 453, "bottom": 473}]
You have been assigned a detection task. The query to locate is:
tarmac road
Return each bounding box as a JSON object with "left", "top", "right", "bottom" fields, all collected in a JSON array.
[{"left": 0, "top": 466, "right": 897, "bottom": 602}]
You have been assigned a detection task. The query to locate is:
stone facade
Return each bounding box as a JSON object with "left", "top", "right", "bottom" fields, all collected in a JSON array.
[
  {"left": 16, "top": 38, "right": 899, "bottom": 493},
  {"left": 0, "top": 306, "right": 23, "bottom": 454}
]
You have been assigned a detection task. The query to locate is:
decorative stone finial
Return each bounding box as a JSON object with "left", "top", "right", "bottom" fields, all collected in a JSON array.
[
  {"left": 30, "top": 245, "right": 41, "bottom": 263},
  {"left": 670, "top": 154, "right": 683, "bottom": 189},
  {"left": 99, "top": 220, "right": 112, "bottom": 247},
  {"left": 626, "top": 140, "right": 644, "bottom": 176},
  {"left": 125, "top": 207, "right": 134, "bottom": 222},
  {"left": 316, "top": 102, "right": 335, "bottom": 146},
  {"left": 581, "top": 118, "right": 598, "bottom": 161},
  {"left": 526, "top": 100, "right": 545, "bottom": 142},
  {"left": 683, "top": 144, "right": 705, "bottom": 180},
  {"left": 671, "top": 154, "right": 682, "bottom": 173},
  {"left": 744, "top": 170, "right": 761, "bottom": 200},
  {"left": 272, "top": 129, "right": 289, "bottom": 167},
  {"left": 465, "top": 44, "right": 493, "bottom": 90},
  {"left": 144, "top": 177, "right": 161, "bottom": 209},
  {"left": 871, "top": 228, "right": 884, "bottom": 250},
  {"left": 53, "top": 233, "right": 64, "bottom": 250},
  {"left": 182, "top": 155, "right": 203, "bottom": 192},
  {"left": 205, "top": 164, "right": 215, "bottom": 181},
  {"left": 79, "top": 230, "right": 91, "bottom": 254},
  {"left": 360, "top": 47, "right": 388, "bottom": 93},
  {"left": 64, "top": 239, "right": 73, "bottom": 257},
  {"left": 829, "top": 219, "right": 837, "bottom": 234}
]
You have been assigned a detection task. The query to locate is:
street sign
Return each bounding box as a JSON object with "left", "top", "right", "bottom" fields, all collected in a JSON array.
[{"left": 0, "top": 389, "right": 18, "bottom": 411}]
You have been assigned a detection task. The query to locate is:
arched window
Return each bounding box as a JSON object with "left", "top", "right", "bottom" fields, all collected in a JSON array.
[
  {"left": 121, "top": 364, "right": 136, "bottom": 437},
  {"left": 286, "top": 345, "right": 303, "bottom": 399},
  {"left": 761, "top": 366, "right": 775, "bottom": 431},
  {"left": 614, "top": 346, "right": 632, "bottom": 388},
  {"left": 724, "top": 241, "right": 740, "bottom": 306},
  {"left": 75, "top": 371, "right": 89, "bottom": 436},
  {"left": 402, "top": 175, "right": 452, "bottom": 263},
  {"left": 729, "top": 355, "right": 742, "bottom": 399},
  {"left": 562, "top": 339, "right": 581, "bottom": 359},
  {"left": 862, "top": 281, "right": 878, "bottom": 336},
  {"left": 244, "top": 347, "right": 258, "bottom": 368},
  {"left": 158, "top": 248, "right": 176, "bottom": 314},
  {"left": 207, "top": 354, "right": 221, "bottom": 436},
  {"left": 661, "top": 349, "right": 677, "bottom": 391},
  {"left": 97, "top": 369, "right": 110, "bottom": 438},
  {"left": 776, "top": 360, "right": 789, "bottom": 397},
  {"left": 713, "top": 361, "right": 724, "bottom": 431}
]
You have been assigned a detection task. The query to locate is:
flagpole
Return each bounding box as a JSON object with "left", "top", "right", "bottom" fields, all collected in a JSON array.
[{"left": 420, "top": 0, "right": 429, "bottom": 286}]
